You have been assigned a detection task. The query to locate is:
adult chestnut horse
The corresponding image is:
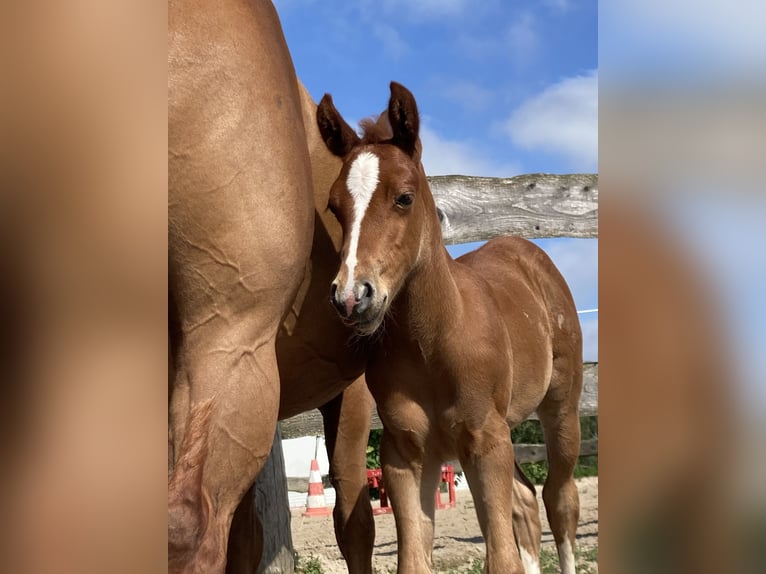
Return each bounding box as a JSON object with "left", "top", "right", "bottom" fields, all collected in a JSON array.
[
  {"left": 317, "top": 83, "right": 583, "bottom": 574},
  {"left": 169, "top": 1, "right": 373, "bottom": 572}
]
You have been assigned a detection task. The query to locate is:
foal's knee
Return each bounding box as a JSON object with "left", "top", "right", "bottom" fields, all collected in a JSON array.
[{"left": 458, "top": 418, "right": 511, "bottom": 463}]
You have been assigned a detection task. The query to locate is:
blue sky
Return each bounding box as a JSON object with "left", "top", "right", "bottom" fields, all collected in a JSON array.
[{"left": 275, "top": 0, "right": 598, "bottom": 360}]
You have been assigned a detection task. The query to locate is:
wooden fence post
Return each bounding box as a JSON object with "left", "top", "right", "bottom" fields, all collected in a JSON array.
[
  {"left": 229, "top": 424, "right": 294, "bottom": 574},
  {"left": 255, "top": 424, "right": 294, "bottom": 574}
]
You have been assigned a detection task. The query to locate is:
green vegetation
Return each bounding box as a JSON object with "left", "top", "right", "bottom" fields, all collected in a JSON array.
[
  {"left": 455, "top": 558, "right": 483, "bottom": 574},
  {"left": 513, "top": 416, "right": 598, "bottom": 485},
  {"left": 308, "top": 545, "right": 598, "bottom": 573},
  {"left": 366, "top": 429, "right": 383, "bottom": 469},
  {"left": 573, "top": 454, "right": 598, "bottom": 478},
  {"left": 438, "top": 547, "right": 597, "bottom": 574},
  {"left": 294, "top": 553, "right": 324, "bottom": 574},
  {"left": 540, "top": 545, "right": 598, "bottom": 574}
]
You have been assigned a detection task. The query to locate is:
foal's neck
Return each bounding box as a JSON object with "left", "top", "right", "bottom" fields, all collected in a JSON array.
[{"left": 394, "top": 205, "right": 463, "bottom": 354}]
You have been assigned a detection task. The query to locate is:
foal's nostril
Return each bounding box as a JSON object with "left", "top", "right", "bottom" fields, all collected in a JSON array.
[
  {"left": 330, "top": 283, "right": 338, "bottom": 300},
  {"left": 354, "top": 281, "right": 374, "bottom": 315},
  {"left": 361, "top": 282, "right": 373, "bottom": 300}
]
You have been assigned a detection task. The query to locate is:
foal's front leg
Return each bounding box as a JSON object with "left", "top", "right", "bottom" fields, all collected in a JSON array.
[
  {"left": 460, "top": 415, "right": 525, "bottom": 574},
  {"left": 381, "top": 431, "right": 441, "bottom": 573},
  {"left": 319, "top": 377, "right": 375, "bottom": 574}
]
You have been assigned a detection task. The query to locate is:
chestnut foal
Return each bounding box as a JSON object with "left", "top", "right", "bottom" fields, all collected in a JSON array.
[{"left": 317, "top": 83, "right": 583, "bottom": 574}]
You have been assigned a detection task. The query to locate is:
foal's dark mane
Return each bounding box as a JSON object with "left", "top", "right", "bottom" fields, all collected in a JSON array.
[
  {"left": 358, "top": 113, "right": 423, "bottom": 159},
  {"left": 359, "top": 113, "right": 393, "bottom": 145}
]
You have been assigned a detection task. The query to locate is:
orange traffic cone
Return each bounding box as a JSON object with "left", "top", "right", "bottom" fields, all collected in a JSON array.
[{"left": 302, "top": 458, "right": 332, "bottom": 517}]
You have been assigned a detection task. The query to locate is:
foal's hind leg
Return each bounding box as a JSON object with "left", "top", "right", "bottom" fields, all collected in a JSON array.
[
  {"left": 512, "top": 463, "right": 542, "bottom": 574},
  {"left": 538, "top": 368, "right": 582, "bottom": 574},
  {"left": 320, "top": 376, "right": 375, "bottom": 574}
]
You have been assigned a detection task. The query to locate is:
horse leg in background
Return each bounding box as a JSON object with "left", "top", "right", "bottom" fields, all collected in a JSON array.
[
  {"left": 537, "top": 367, "right": 582, "bottom": 574},
  {"left": 168, "top": 321, "right": 281, "bottom": 574},
  {"left": 459, "top": 414, "right": 525, "bottom": 574},
  {"left": 512, "top": 462, "right": 542, "bottom": 574},
  {"left": 319, "top": 376, "right": 375, "bottom": 574},
  {"left": 226, "top": 482, "right": 261, "bottom": 574}
]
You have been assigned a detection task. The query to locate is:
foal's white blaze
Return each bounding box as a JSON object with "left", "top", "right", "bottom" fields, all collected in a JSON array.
[
  {"left": 557, "top": 539, "right": 576, "bottom": 574},
  {"left": 342, "top": 151, "right": 379, "bottom": 295},
  {"left": 519, "top": 547, "right": 541, "bottom": 574}
]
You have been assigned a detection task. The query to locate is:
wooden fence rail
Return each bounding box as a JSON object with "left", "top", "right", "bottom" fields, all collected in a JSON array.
[{"left": 428, "top": 173, "right": 598, "bottom": 244}]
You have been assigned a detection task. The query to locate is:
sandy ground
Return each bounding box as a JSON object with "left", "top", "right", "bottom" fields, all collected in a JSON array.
[{"left": 291, "top": 476, "right": 598, "bottom": 573}]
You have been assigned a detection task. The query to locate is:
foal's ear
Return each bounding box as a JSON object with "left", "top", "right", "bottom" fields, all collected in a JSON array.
[
  {"left": 317, "top": 94, "right": 360, "bottom": 157},
  {"left": 388, "top": 81, "right": 420, "bottom": 157}
]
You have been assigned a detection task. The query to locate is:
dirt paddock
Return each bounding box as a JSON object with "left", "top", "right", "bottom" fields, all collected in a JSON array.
[{"left": 291, "top": 476, "right": 598, "bottom": 573}]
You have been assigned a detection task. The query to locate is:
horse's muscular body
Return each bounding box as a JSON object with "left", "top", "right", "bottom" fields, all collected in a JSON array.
[{"left": 169, "top": 2, "right": 373, "bottom": 572}]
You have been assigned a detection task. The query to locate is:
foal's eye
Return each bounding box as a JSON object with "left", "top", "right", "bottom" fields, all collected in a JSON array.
[{"left": 395, "top": 193, "right": 414, "bottom": 208}]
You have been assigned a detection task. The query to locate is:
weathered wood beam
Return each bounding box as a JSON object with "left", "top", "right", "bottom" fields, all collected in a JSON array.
[
  {"left": 427, "top": 173, "right": 598, "bottom": 244},
  {"left": 281, "top": 363, "right": 598, "bottom": 439},
  {"left": 461, "top": 437, "right": 598, "bottom": 469},
  {"left": 254, "top": 426, "right": 294, "bottom": 573},
  {"left": 228, "top": 426, "right": 294, "bottom": 572}
]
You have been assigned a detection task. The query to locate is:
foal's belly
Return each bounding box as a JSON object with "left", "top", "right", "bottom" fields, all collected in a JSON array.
[{"left": 505, "top": 350, "right": 554, "bottom": 428}]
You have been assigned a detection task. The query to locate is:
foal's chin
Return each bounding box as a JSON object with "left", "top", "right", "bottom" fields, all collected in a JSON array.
[
  {"left": 344, "top": 306, "right": 387, "bottom": 337},
  {"left": 354, "top": 318, "right": 384, "bottom": 337}
]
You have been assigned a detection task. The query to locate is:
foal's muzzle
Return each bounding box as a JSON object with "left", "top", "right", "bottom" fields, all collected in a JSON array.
[{"left": 330, "top": 281, "right": 375, "bottom": 320}]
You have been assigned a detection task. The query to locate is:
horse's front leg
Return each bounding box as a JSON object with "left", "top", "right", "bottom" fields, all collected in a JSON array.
[
  {"left": 168, "top": 325, "right": 281, "bottom": 574},
  {"left": 381, "top": 430, "right": 436, "bottom": 573},
  {"left": 319, "top": 376, "right": 375, "bottom": 574},
  {"left": 459, "top": 414, "right": 525, "bottom": 574}
]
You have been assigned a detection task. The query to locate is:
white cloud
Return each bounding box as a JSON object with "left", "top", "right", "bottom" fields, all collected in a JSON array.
[
  {"left": 458, "top": 11, "right": 540, "bottom": 66},
  {"left": 542, "top": 0, "right": 574, "bottom": 13},
  {"left": 506, "top": 12, "right": 539, "bottom": 64},
  {"left": 439, "top": 80, "right": 495, "bottom": 112},
  {"left": 372, "top": 23, "right": 409, "bottom": 59},
  {"left": 503, "top": 70, "right": 598, "bottom": 171},
  {"left": 358, "top": 0, "right": 470, "bottom": 21},
  {"left": 381, "top": 0, "right": 469, "bottom": 18},
  {"left": 420, "top": 123, "right": 522, "bottom": 177}
]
